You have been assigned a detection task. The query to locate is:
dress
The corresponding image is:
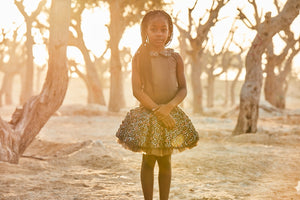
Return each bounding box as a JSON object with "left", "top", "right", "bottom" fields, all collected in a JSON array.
[{"left": 116, "top": 48, "right": 199, "bottom": 156}]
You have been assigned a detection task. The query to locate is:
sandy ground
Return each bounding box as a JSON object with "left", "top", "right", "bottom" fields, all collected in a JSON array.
[{"left": 1, "top": 78, "right": 300, "bottom": 200}]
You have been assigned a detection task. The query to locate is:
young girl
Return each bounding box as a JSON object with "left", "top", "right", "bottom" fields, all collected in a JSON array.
[{"left": 116, "top": 10, "right": 199, "bottom": 200}]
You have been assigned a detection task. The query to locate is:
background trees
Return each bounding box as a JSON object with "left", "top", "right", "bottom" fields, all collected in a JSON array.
[
  {"left": 237, "top": 0, "right": 300, "bottom": 110},
  {"left": 1, "top": 0, "right": 299, "bottom": 113},
  {"left": 14, "top": 0, "right": 47, "bottom": 104},
  {"left": 233, "top": 0, "right": 300, "bottom": 135},
  {"left": 0, "top": 28, "right": 25, "bottom": 106},
  {"left": 174, "top": 0, "right": 231, "bottom": 113},
  {"left": 68, "top": 0, "right": 106, "bottom": 105}
]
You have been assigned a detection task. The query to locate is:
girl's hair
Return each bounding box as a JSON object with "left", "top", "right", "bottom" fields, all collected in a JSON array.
[{"left": 135, "top": 10, "right": 174, "bottom": 85}]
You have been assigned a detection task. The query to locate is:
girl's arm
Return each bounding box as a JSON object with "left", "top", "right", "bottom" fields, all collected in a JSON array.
[
  {"left": 132, "top": 55, "right": 158, "bottom": 111},
  {"left": 167, "top": 53, "right": 187, "bottom": 108}
]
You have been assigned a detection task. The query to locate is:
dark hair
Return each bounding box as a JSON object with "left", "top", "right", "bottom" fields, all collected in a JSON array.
[{"left": 135, "top": 10, "right": 174, "bottom": 85}]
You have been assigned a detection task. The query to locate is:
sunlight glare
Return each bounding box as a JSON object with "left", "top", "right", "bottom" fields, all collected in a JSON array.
[
  {"left": 33, "top": 44, "right": 48, "bottom": 66},
  {"left": 81, "top": 6, "right": 110, "bottom": 58}
]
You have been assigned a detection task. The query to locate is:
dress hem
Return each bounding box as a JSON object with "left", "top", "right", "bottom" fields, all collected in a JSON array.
[{"left": 117, "top": 138, "right": 198, "bottom": 157}]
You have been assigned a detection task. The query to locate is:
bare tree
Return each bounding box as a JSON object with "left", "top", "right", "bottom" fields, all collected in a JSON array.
[
  {"left": 233, "top": 0, "right": 299, "bottom": 135},
  {"left": 0, "top": 0, "right": 71, "bottom": 163},
  {"left": 68, "top": 45, "right": 109, "bottom": 95},
  {"left": 221, "top": 37, "right": 246, "bottom": 107},
  {"left": 14, "top": 0, "right": 47, "bottom": 104},
  {"left": 263, "top": 0, "right": 300, "bottom": 109},
  {"left": 205, "top": 26, "right": 236, "bottom": 107},
  {"left": 0, "top": 28, "right": 25, "bottom": 106},
  {"left": 237, "top": 0, "right": 300, "bottom": 109},
  {"left": 174, "top": 0, "right": 230, "bottom": 113},
  {"left": 229, "top": 52, "right": 244, "bottom": 106},
  {"left": 68, "top": 0, "right": 106, "bottom": 105}
]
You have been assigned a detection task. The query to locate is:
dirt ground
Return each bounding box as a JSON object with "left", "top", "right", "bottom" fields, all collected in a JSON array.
[{"left": 0, "top": 78, "right": 300, "bottom": 200}]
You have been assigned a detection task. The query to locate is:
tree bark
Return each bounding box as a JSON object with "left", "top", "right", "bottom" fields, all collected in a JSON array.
[
  {"left": 233, "top": 0, "right": 300, "bottom": 135},
  {"left": 264, "top": 66, "right": 287, "bottom": 109},
  {"left": 191, "top": 53, "right": 203, "bottom": 113},
  {"left": 108, "top": 0, "right": 125, "bottom": 112},
  {"left": 207, "top": 70, "right": 215, "bottom": 108},
  {"left": 0, "top": 0, "right": 70, "bottom": 163}
]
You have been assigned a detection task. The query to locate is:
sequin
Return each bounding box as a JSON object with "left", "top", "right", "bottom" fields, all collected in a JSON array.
[{"left": 116, "top": 107, "right": 199, "bottom": 156}]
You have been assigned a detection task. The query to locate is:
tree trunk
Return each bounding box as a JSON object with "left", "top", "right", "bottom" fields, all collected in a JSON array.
[
  {"left": 108, "top": 0, "right": 125, "bottom": 112},
  {"left": 79, "top": 45, "right": 106, "bottom": 105},
  {"left": 264, "top": 42, "right": 298, "bottom": 109},
  {"left": 230, "top": 67, "right": 242, "bottom": 106},
  {"left": 264, "top": 69, "right": 286, "bottom": 109},
  {"left": 0, "top": 73, "right": 14, "bottom": 105},
  {"left": 233, "top": 0, "right": 300, "bottom": 135},
  {"left": 20, "top": 23, "right": 34, "bottom": 104},
  {"left": 223, "top": 71, "right": 228, "bottom": 106},
  {"left": 0, "top": 0, "right": 70, "bottom": 163},
  {"left": 207, "top": 70, "right": 215, "bottom": 108},
  {"left": 191, "top": 54, "right": 203, "bottom": 113}
]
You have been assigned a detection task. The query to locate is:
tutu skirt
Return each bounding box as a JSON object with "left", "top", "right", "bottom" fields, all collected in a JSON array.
[{"left": 116, "top": 106, "right": 199, "bottom": 156}]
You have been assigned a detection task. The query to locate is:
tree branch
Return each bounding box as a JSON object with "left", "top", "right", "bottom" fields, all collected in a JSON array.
[
  {"left": 237, "top": 8, "right": 256, "bottom": 29},
  {"left": 30, "top": 0, "right": 47, "bottom": 19},
  {"left": 14, "top": 0, "right": 28, "bottom": 18},
  {"left": 248, "top": 0, "right": 261, "bottom": 25}
]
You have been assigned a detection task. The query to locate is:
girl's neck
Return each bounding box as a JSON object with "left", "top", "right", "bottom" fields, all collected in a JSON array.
[{"left": 148, "top": 44, "right": 165, "bottom": 52}]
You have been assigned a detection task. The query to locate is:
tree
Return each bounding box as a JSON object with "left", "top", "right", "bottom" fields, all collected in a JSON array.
[
  {"left": 0, "top": 29, "right": 26, "bottom": 106},
  {"left": 222, "top": 37, "right": 245, "bottom": 106},
  {"left": 14, "top": 0, "right": 47, "bottom": 104},
  {"left": 233, "top": 0, "right": 299, "bottom": 135},
  {"left": 68, "top": 0, "right": 106, "bottom": 105},
  {"left": 263, "top": 0, "right": 300, "bottom": 109},
  {"left": 204, "top": 26, "right": 236, "bottom": 108},
  {"left": 174, "top": 0, "right": 230, "bottom": 113},
  {"left": 227, "top": 51, "right": 244, "bottom": 106},
  {"left": 264, "top": 34, "right": 300, "bottom": 109},
  {"left": 237, "top": 0, "right": 300, "bottom": 109},
  {"left": 0, "top": 0, "right": 71, "bottom": 164}
]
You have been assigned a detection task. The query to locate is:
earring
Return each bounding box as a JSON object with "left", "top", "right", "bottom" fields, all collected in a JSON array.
[{"left": 146, "top": 35, "right": 149, "bottom": 43}]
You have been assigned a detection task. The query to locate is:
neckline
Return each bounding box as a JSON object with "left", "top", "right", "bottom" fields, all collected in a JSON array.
[{"left": 150, "top": 48, "right": 173, "bottom": 57}]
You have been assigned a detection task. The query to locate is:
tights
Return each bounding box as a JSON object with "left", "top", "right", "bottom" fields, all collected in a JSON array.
[{"left": 141, "top": 154, "right": 171, "bottom": 200}]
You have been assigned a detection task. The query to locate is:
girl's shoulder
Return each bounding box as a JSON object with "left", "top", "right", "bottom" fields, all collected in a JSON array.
[{"left": 167, "top": 49, "right": 182, "bottom": 63}]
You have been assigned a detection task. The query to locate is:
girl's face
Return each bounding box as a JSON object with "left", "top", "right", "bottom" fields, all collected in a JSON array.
[{"left": 146, "top": 15, "right": 170, "bottom": 51}]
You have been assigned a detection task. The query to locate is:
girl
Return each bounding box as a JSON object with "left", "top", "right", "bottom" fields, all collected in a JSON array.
[{"left": 116, "top": 10, "right": 199, "bottom": 200}]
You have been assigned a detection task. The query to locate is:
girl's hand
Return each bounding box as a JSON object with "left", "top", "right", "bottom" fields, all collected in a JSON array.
[
  {"left": 160, "top": 114, "right": 176, "bottom": 129},
  {"left": 153, "top": 104, "right": 173, "bottom": 119},
  {"left": 153, "top": 104, "right": 175, "bottom": 129}
]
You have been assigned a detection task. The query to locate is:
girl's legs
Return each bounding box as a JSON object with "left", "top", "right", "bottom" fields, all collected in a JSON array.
[
  {"left": 141, "top": 154, "right": 156, "bottom": 200},
  {"left": 157, "top": 155, "right": 172, "bottom": 200}
]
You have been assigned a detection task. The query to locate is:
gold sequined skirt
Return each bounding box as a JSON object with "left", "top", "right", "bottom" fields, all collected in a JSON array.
[{"left": 116, "top": 107, "right": 199, "bottom": 156}]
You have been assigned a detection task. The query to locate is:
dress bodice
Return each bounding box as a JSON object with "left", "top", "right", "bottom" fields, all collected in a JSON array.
[{"left": 143, "top": 49, "right": 178, "bottom": 104}]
